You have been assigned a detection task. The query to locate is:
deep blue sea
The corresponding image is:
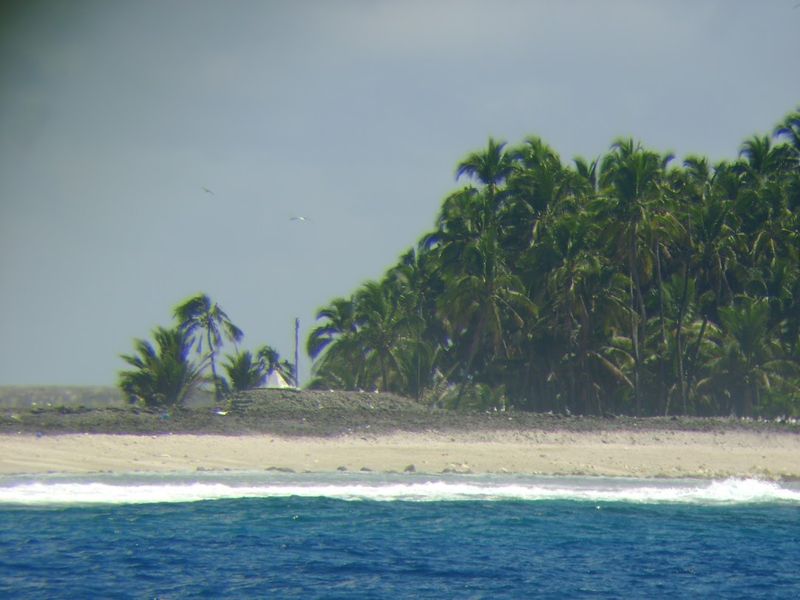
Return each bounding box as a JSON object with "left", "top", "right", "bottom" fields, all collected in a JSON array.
[{"left": 1, "top": 473, "right": 799, "bottom": 599}]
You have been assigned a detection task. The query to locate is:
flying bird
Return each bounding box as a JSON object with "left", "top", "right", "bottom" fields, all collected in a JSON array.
[{"left": 202, "top": 186, "right": 214, "bottom": 195}]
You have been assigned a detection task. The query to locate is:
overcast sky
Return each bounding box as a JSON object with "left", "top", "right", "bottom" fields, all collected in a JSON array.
[{"left": 1, "top": 0, "right": 798, "bottom": 386}]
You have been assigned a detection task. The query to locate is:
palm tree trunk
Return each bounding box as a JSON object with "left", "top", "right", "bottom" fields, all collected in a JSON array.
[
  {"left": 629, "top": 229, "right": 645, "bottom": 416},
  {"left": 684, "top": 315, "right": 709, "bottom": 412},
  {"left": 655, "top": 237, "right": 668, "bottom": 414},
  {"left": 672, "top": 262, "right": 691, "bottom": 415},
  {"left": 458, "top": 313, "right": 487, "bottom": 404},
  {"left": 379, "top": 350, "right": 389, "bottom": 392},
  {"left": 207, "top": 328, "right": 220, "bottom": 403}
]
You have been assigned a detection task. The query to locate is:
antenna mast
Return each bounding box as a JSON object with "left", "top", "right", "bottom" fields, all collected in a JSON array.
[{"left": 294, "top": 317, "right": 300, "bottom": 388}]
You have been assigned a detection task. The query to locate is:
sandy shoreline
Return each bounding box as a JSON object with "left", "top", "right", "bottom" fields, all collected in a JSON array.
[{"left": 1, "top": 430, "right": 799, "bottom": 480}]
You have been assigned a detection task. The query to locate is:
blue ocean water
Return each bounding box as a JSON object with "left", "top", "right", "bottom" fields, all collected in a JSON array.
[{"left": 1, "top": 474, "right": 799, "bottom": 599}]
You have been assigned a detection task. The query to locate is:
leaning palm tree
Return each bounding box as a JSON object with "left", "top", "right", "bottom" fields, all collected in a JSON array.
[
  {"left": 118, "top": 326, "right": 205, "bottom": 408},
  {"left": 174, "top": 293, "right": 243, "bottom": 403}
]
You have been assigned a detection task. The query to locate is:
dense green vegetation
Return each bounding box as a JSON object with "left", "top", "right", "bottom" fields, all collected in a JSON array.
[
  {"left": 307, "top": 108, "right": 800, "bottom": 418},
  {"left": 119, "top": 294, "right": 294, "bottom": 408}
]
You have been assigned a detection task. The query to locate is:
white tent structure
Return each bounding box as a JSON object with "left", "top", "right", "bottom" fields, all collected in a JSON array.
[{"left": 264, "top": 370, "right": 291, "bottom": 389}]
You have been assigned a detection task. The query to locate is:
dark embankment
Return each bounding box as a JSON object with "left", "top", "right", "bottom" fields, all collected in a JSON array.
[{"left": 1, "top": 387, "right": 799, "bottom": 437}]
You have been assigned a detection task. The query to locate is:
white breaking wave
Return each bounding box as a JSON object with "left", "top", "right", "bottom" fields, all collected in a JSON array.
[{"left": 1, "top": 475, "right": 799, "bottom": 506}]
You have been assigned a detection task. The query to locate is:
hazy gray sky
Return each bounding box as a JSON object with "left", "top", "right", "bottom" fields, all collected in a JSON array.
[{"left": 1, "top": 0, "right": 798, "bottom": 385}]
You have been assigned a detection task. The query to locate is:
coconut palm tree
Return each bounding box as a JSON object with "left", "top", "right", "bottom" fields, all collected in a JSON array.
[
  {"left": 350, "top": 279, "right": 411, "bottom": 392},
  {"left": 173, "top": 294, "right": 243, "bottom": 403},
  {"left": 307, "top": 297, "right": 357, "bottom": 360},
  {"left": 773, "top": 107, "right": 800, "bottom": 159},
  {"left": 386, "top": 246, "right": 445, "bottom": 398},
  {"left": 738, "top": 134, "right": 789, "bottom": 181},
  {"left": 256, "top": 345, "right": 295, "bottom": 386},
  {"left": 307, "top": 297, "right": 368, "bottom": 390},
  {"left": 509, "top": 137, "right": 569, "bottom": 210},
  {"left": 597, "top": 138, "right": 673, "bottom": 413},
  {"left": 221, "top": 350, "right": 267, "bottom": 393},
  {"left": 699, "top": 296, "right": 797, "bottom": 416},
  {"left": 438, "top": 226, "right": 536, "bottom": 387},
  {"left": 119, "top": 326, "right": 205, "bottom": 408},
  {"left": 573, "top": 156, "right": 600, "bottom": 195},
  {"left": 526, "top": 208, "right": 633, "bottom": 414},
  {"left": 501, "top": 137, "right": 574, "bottom": 261},
  {"left": 455, "top": 137, "right": 515, "bottom": 198}
]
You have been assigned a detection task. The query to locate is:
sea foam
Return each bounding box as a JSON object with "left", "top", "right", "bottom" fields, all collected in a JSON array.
[{"left": 1, "top": 474, "right": 799, "bottom": 506}]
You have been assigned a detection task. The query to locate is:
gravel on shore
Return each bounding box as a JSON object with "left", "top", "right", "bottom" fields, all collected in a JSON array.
[{"left": 1, "top": 389, "right": 798, "bottom": 437}]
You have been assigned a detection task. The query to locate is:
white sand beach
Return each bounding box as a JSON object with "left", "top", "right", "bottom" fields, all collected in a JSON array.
[{"left": 1, "top": 430, "right": 799, "bottom": 480}]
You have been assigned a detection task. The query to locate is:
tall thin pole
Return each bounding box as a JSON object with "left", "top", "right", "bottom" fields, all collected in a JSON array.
[{"left": 294, "top": 317, "right": 300, "bottom": 388}]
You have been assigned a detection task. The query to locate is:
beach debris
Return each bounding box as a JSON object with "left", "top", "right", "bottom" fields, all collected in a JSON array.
[
  {"left": 442, "top": 463, "right": 472, "bottom": 474},
  {"left": 265, "top": 466, "right": 295, "bottom": 473},
  {"left": 404, "top": 464, "right": 416, "bottom": 473}
]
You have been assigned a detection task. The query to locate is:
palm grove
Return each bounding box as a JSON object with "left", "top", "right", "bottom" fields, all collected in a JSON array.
[
  {"left": 119, "top": 108, "right": 800, "bottom": 418},
  {"left": 306, "top": 108, "right": 800, "bottom": 418}
]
